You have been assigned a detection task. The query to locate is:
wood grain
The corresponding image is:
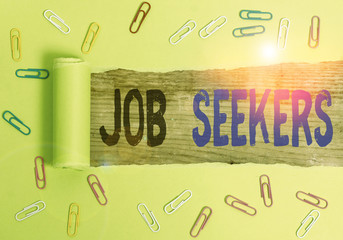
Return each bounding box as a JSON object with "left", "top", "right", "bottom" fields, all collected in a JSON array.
[{"left": 90, "top": 61, "right": 343, "bottom": 166}]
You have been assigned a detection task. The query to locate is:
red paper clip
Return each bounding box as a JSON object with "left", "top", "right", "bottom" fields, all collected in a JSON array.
[
  {"left": 129, "top": 2, "right": 151, "bottom": 33},
  {"left": 34, "top": 156, "right": 46, "bottom": 189},
  {"left": 87, "top": 174, "right": 108, "bottom": 205},
  {"left": 260, "top": 174, "right": 273, "bottom": 207},
  {"left": 190, "top": 206, "right": 212, "bottom": 238},
  {"left": 225, "top": 195, "right": 257, "bottom": 216},
  {"left": 296, "top": 191, "right": 328, "bottom": 209}
]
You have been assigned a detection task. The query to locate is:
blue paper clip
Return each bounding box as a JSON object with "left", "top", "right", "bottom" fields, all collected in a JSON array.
[
  {"left": 239, "top": 10, "right": 273, "bottom": 20},
  {"left": 2, "top": 111, "right": 31, "bottom": 135},
  {"left": 15, "top": 69, "right": 49, "bottom": 79},
  {"left": 232, "top": 25, "right": 265, "bottom": 37}
]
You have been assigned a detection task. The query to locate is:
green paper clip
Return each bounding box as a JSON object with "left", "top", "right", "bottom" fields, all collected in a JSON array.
[
  {"left": 232, "top": 25, "right": 265, "bottom": 38},
  {"left": 15, "top": 68, "right": 49, "bottom": 79},
  {"left": 239, "top": 10, "right": 273, "bottom": 20},
  {"left": 2, "top": 111, "right": 31, "bottom": 135}
]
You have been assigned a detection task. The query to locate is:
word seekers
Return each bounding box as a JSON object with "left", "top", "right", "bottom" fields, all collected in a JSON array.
[{"left": 193, "top": 89, "right": 333, "bottom": 147}]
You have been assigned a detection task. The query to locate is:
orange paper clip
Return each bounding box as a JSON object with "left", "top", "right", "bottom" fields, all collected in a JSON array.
[
  {"left": 67, "top": 203, "right": 80, "bottom": 237},
  {"left": 225, "top": 195, "right": 257, "bottom": 216},
  {"left": 190, "top": 206, "right": 212, "bottom": 238},
  {"left": 81, "top": 22, "right": 100, "bottom": 54},
  {"left": 260, "top": 174, "right": 273, "bottom": 207},
  {"left": 10, "top": 28, "right": 22, "bottom": 62},
  {"left": 296, "top": 191, "right": 328, "bottom": 209},
  {"left": 34, "top": 156, "right": 46, "bottom": 189},
  {"left": 129, "top": 2, "right": 151, "bottom": 33},
  {"left": 87, "top": 174, "right": 108, "bottom": 205},
  {"left": 308, "top": 16, "right": 320, "bottom": 48}
]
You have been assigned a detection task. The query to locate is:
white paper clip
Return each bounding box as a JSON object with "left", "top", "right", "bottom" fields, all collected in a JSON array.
[
  {"left": 43, "top": 10, "right": 70, "bottom": 34},
  {"left": 164, "top": 189, "right": 192, "bottom": 214},
  {"left": 137, "top": 203, "right": 160, "bottom": 232},
  {"left": 296, "top": 209, "right": 320, "bottom": 238},
  {"left": 199, "top": 16, "right": 227, "bottom": 39},
  {"left": 169, "top": 20, "right": 197, "bottom": 45},
  {"left": 277, "top": 18, "right": 290, "bottom": 49},
  {"left": 15, "top": 201, "right": 46, "bottom": 221}
]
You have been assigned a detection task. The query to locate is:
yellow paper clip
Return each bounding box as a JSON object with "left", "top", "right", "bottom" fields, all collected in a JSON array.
[
  {"left": 164, "top": 189, "right": 192, "bottom": 214},
  {"left": 81, "top": 22, "right": 100, "bottom": 54},
  {"left": 169, "top": 20, "right": 197, "bottom": 45},
  {"left": 260, "top": 174, "right": 273, "bottom": 207},
  {"left": 199, "top": 16, "right": 227, "bottom": 39},
  {"left": 308, "top": 16, "right": 320, "bottom": 48},
  {"left": 277, "top": 18, "right": 290, "bottom": 49},
  {"left": 296, "top": 209, "right": 320, "bottom": 238},
  {"left": 15, "top": 201, "right": 46, "bottom": 221},
  {"left": 137, "top": 203, "right": 160, "bottom": 232},
  {"left": 43, "top": 9, "right": 70, "bottom": 34},
  {"left": 10, "top": 28, "right": 22, "bottom": 62},
  {"left": 190, "top": 206, "right": 212, "bottom": 238},
  {"left": 67, "top": 203, "right": 80, "bottom": 237}
]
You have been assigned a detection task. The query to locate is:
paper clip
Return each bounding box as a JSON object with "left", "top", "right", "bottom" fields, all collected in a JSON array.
[
  {"left": 169, "top": 20, "right": 197, "bottom": 45},
  {"left": 296, "top": 209, "right": 320, "bottom": 238},
  {"left": 199, "top": 16, "right": 227, "bottom": 39},
  {"left": 239, "top": 10, "right": 273, "bottom": 20},
  {"left": 296, "top": 191, "right": 328, "bottom": 209},
  {"left": 34, "top": 156, "right": 46, "bottom": 189},
  {"left": 277, "top": 18, "right": 290, "bottom": 49},
  {"left": 164, "top": 189, "right": 192, "bottom": 214},
  {"left": 129, "top": 2, "right": 151, "bottom": 34},
  {"left": 225, "top": 195, "right": 257, "bottom": 216},
  {"left": 308, "top": 16, "right": 320, "bottom": 48},
  {"left": 67, "top": 203, "right": 80, "bottom": 237},
  {"left": 2, "top": 111, "right": 31, "bottom": 135},
  {"left": 137, "top": 203, "right": 160, "bottom": 232},
  {"left": 232, "top": 25, "right": 265, "bottom": 37},
  {"left": 15, "top": 201, "right": 46, "bottom": 221},
  {"left": 87, "top": 174, "right": 108, "bottom": 206},
  {"left": 260, "top": 174, "right": 273, "bottom": 207},
  {"left": 190, "top": 206, "right": 212, "bottom": 238},
  {"left": 10, "top": 28, "right": 22, "bottom": 62},
  {"left": 82, "top": 22, "right": 100, "bottom": 54},
  {"left": 43, "top": 10, "right": 70, "bottom": 34},
  {"left": 15, "top": 68, "right": 49, "bottom": 79}
]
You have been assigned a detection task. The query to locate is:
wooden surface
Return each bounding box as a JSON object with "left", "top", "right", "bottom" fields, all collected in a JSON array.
[{"left": 90, "top": 61, "right": 343, "bottom": 166}]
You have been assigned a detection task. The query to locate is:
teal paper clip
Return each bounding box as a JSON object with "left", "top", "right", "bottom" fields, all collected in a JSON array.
[
  {"left": 15, "top": 68, "right": 49, "bottom": 79},
  {"left": 2, "top": 111, "right": 31, "bottom": 135},
  {"left": 239, "top": 10, "right": 273, "bottom": 20},
  {"left": 232, "top": 25, "right": 265, "bottom": 37}
]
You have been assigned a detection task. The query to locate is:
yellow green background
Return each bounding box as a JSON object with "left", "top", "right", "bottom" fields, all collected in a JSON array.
[{"left": 0, "top": 0, "right": 342, "bottom": 239}]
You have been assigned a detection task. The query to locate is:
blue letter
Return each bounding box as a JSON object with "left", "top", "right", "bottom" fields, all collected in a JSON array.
[
  {"left": 214, "top": 89, "right": 229, "bottom": 146},
  {"left": 274, "top": 90, "right": 289, "bottom": 146},
  {"left": 315, "top": 90, "right": 333, "bottom": 147},
  {"left": 232, "top": 89, "right": 247, "bottom": 146},
  {"left": 193, "top": 90, "right": 211, "bottom": 147},
  {"left": 249, "top": 89, "right": 270, "bottom": 146},
  {"left": 292, "top": 90, "right": 312, "bottom": 147}
]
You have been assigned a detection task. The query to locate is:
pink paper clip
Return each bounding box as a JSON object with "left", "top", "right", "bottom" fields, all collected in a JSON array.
[
  {"left": 190, "top": 206, "right": 212, "bottom": 238},
  {"left": 296, "top": 191, "right": 328, "bottom": 209},
  {"left": 34, "top": 156, "right": 46, "bottom": 189},
  {"left": 87, "top": 174, "right": 108, "bottom": 206},
  {"left": 225, "top": 195, "right": 257, "bottom": 216},
  {"left": 260, "top": 174, "right": 273, "bottom": 207}
]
